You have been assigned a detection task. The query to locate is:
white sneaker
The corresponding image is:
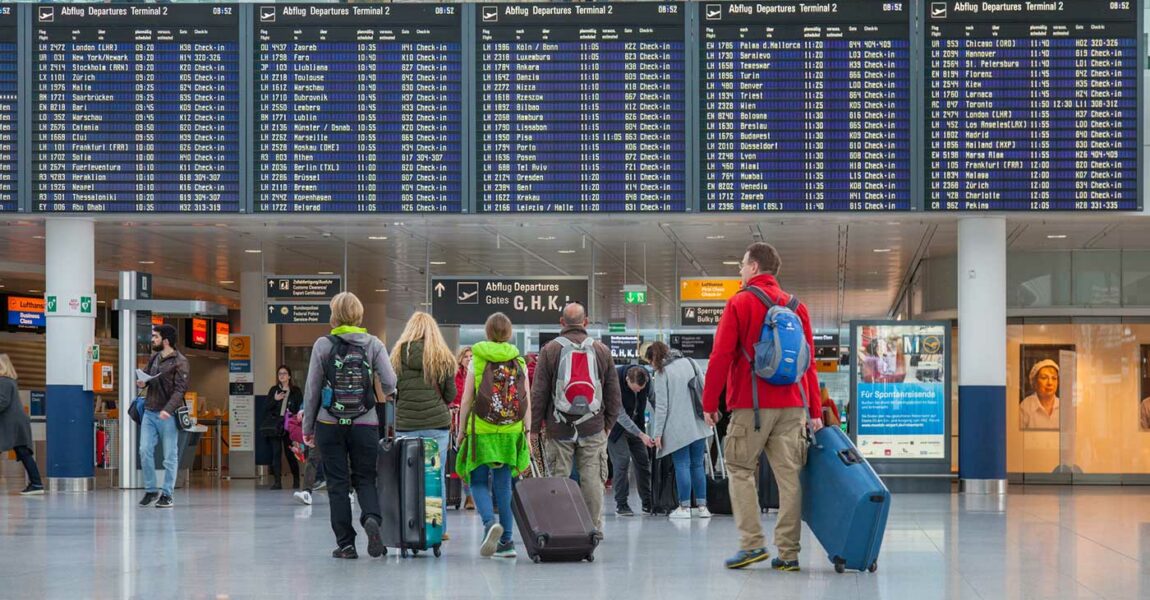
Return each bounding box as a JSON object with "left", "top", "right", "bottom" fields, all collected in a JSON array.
[
  {"left": 294, "top": 490, "right": 312, "bottom": 506},
  {"left": 694, "top": 507, "right": 713, "bottom": 519},
  {"left": 669, "top": 507, "right": 692, "bottom": 520}
]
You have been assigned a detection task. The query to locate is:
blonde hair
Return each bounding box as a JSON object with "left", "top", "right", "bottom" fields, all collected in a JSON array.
[
  {"left": 485, "top": 312, "right": 513, "bottom": 343},
  {"left": 0, "top": 354, "right": 15, "bottom": 379},
  {"left": 456, "top": 346, "right": 472, "bottom": 368},
  {"left": 329, "top": 292, "right": 364, "bottom": 328},
  {"left": 390, "top": 312, "right": 457, "bottom": 387}
]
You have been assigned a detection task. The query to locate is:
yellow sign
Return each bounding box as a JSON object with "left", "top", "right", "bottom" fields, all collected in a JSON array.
[
  {"left": 229, "top": 335, "right": 251, "bottom": 361},
  {"left": 815, "top": 359, "right": 839, "bottom": 373},
  {"left": 680, "top": 278, "right": 742, "bottom": 302}
]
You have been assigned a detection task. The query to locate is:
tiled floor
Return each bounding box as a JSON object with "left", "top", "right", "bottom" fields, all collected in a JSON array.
[{"left": 1, "top": 478, "right": 1149, "bottom": 599}]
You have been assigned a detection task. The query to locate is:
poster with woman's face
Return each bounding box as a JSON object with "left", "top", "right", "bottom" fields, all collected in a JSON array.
[
  {"left": 1019, "top": 345, "right": 1073, "bottom": 431},
  {"left": 1139, "top": 346, "right": 1150, "bottom": 432}
]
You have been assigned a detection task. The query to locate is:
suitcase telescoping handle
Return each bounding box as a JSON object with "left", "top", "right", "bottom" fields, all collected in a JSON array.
[
  {"left": 837, "top": 447, "right": 865, "bottom": 467},
  {"left": 707, "top": 427, "right": 728, "bottom": 479}
]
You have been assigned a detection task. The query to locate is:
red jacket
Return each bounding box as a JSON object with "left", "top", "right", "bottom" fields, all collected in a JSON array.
[{"left": 702, "top": 274, "right": 822, "bottom": 420}]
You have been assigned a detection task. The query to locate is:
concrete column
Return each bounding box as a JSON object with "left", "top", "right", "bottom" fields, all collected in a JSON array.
[
  {"left": 233, "top": 271, "right": 276, "bottom": 478},
  {"left": 957, "top": 217, "right": 1007, "bottom": 494},
  {"left": 45, "top": 218, "right": 96, "bottom": 492}
]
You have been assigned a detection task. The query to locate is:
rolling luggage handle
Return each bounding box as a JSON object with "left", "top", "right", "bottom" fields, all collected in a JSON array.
[{"left": 706, "top": 427, "right": 727, "bottom": 480}]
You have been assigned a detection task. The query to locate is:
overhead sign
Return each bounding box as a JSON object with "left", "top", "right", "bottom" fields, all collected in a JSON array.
[
  {"left": 214, "top": 322, "right": 230, "bottom": 352},
  {"left": 187, "top": 318, "right": 210, "bottom": 350},
  {"left": 7, "top": 296, "right": 46, "bottom": 328},
  {"left": 431, "top": 276, "right": 589, "bottom": 326},
  {"left": 813, "top": 333, "right": 840, "bottom": 347},
  {"left": 608, "top": 322, "right": 626, "bottom": 333},
  {"left": 603, "top": 335, "right": 644, "bottom": 361},
  {"left": 681, "top": 305, "right": 725, "bottom": 327},
  {"left": 265, "top": 276, "right": 341, "bottom": 299},
  {"left": 136, "top": 272, "right": 152, "bottom": 300},
  {"left": 670, "top": 333, "right": 715, "bottom": 359},
  {"left": 680, "top": 278, "right": 741, "bottom": 302},
  {"left": 624, "top": 290, "right": 648, "bottom": 305},
  {"left": 267, "top": 303, "right": 332, "bottom": 325}
]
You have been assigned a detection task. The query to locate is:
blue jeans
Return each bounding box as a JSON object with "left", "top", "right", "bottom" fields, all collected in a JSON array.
[
  {"left": 469, "top": 464, "right": 513, "bottom": 544},
  {"left": 140, "top": 409, "right": 179, "bottom": 496},
  {"left": 671, "top": 438, "right": 707, "bottom": 508},
  {"left": 400, "top": 428, "right": 451, "bottom": 533}
]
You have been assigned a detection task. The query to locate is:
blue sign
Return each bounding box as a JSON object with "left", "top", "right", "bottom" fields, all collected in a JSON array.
[
  {"left": 229, "top": 360, "right": 251, "bottom": 374},
  {"left": 8, "top": 310, "right": 45, "bottom": 328},
  {"left": 30, "top": 390, "right": 45, "bottom": 416},
  {"left": 856, "top": 382, "right": 946, "bottom": 437}
]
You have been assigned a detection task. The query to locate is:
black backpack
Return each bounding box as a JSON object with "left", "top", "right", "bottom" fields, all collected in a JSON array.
[{"left": 322, "top": 335, "right": 373, "bottom": 424}]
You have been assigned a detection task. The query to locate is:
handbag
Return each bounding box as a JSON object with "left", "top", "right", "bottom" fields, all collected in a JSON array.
[
  {"left": 174, "top": 403, "right": 193, "bottom": 431},
  {"left": 128, "top": 395, "right": 144, "bottom": 424}
]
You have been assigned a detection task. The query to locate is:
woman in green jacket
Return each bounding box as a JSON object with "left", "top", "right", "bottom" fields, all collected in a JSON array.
[
  {"left": 390, "top": 311, "right": 458, "bottom": 535},
  {"left": 456, "top": 312, "right": 532, "bottom": 559}
]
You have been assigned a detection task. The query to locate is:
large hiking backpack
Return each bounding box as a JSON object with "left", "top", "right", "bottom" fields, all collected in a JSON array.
[
  {"left": 552, "top": 337, "right": 603, "bottom": 427},
  {"left": 322, "top": 335, "right": 374, "bottom": 425},
  {"left": 474, "top": 356, "right": 528, "bottom": 426}
]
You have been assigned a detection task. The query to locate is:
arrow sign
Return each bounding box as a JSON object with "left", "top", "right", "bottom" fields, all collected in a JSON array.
[
  {"left": 431, "top": 276, "right": 588, "bottom": 326},
  {"left": 434, "top": 282, "right": 446, "bottom": 298},
  {"left": 265, "top": 276, "right": 341, "bottom": 299}
]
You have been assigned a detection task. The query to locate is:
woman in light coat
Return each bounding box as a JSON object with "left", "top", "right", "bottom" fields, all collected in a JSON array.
[{"left": 646, "top": 342, "right": 712, "bottom": 520}]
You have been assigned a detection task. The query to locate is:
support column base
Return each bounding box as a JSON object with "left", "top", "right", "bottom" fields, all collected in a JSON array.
[
  {"left": 959, "top": 478, "right": 1007, "bottom": 495},
  {"left": 47, "top": 477, "right": 94, "bottom": 493}
]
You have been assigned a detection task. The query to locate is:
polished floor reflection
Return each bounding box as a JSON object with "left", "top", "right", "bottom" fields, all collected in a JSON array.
[{"left": 1, "top": 479, "right": 1148, "bottom": 599}]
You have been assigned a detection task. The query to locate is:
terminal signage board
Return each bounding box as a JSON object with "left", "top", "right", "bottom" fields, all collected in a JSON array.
[
  {"left": 0, "top": 6, "right": 13, "bottom": 213},
  {"left": 680, "top": 278, "right": 740, "bottom": 302},
  {"left": 602, "top": 334, "right": 643, "bottom": 361},
  {"left": 265, "top": 276, "right": 341, "bottom": 300},
  {"left": 680, "top": 305, "right": 724, "bottom": 327},
  {"left": 431, "top": 276, "right": 588, "bottom": 326},
  {"left": 267, "top": 303, "right": 332, "bottom": 325},
  {"left": 7, "top": 296, "right": 45, "bottom": 329},
  {"left": 670, "top": 333, "right": 714, "bottom": 359}
]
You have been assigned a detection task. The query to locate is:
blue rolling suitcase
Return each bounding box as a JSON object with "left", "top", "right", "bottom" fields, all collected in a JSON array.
[{"left": 800, "top": 427, "right": 890, "bottom": 573}]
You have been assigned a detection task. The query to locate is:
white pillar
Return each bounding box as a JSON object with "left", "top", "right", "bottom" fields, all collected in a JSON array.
[
  {"left": 45, "top": 218, "right": 96, "bottom": 492},
  {"left": 232, "top": 271, "right": 276, "bottom": 478},
  {"left": 957, "top": 217, "right": 1007, "bottom": 493}
]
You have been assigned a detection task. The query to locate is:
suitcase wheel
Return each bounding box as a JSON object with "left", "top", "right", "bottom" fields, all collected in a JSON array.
[
  {"left": 433, "top": 545, "right": 442, "bottom": 558},
  {"left": 833, "top": 557, "right": 846, "bottom": 574},
  {"left": 412, "top": 549, "right": 420, "bottom": 557},
  {"left": 381, "top": 547, "right": 388, "bottom": 557},
  {"left": 585, "top": 554, "right": 595, "bottom": 563},
  {"left": 536, "top": 534, "right": 548, "bottom": 549},
  {"left": 867, "top": 562, "right": 877, "bottom": 573},
  {"left": 532, "top": 555, "right": 541, "bottom": 564},
  {"left": 401, "top": 548, "right": 409, "bottom": 558}
]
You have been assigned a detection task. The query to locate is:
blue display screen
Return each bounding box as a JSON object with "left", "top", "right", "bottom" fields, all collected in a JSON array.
[
  {"left": 32, "top": 5, "right": 240, "bottom": 213},
  {"left": 477, "top": 3, "right": 687, "bottom": 213},
  {"left": 0, "top": 6, "right": 14, "bottom": 213},
  {"left": 926, "top": 1, "right": 1140, "bottom": 211},
  {"left": 255, "top": 4, "right": 463, "bottom": 213},
  {"left": 700, "top": 0, "right": 912, "bottom": 212}
]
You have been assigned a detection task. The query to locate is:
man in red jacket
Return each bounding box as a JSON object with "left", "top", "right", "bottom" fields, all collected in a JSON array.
[{"left": 703, "top": 242, "right": 823, "bottom": 571}]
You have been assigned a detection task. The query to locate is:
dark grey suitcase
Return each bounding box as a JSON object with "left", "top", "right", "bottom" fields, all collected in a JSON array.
[
  {"left": 758, "top": 451, "right": 780, "bottom": 512},
  {"left": 377, "top": 436, "right": 432, "bottom": 557},
  {"left": 512, "top": 467, "right": 599, "bottom": 563}
]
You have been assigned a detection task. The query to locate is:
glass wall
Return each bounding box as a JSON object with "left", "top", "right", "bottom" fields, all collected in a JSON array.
[{"left": 1007, "top": 321, "right": 1150, "bottom": 481}]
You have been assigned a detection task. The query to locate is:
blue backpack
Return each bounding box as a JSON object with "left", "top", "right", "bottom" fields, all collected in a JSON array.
[{"left": 741, "top": 286, "right": 810, "bottom": 430}]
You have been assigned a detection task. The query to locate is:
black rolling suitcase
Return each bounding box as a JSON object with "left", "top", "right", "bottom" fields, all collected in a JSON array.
[
  {"left": 513, "top": 463, "right": 600, "bottom": 563},
  {"left": 757, "top": 451, "right": 780, "bottom": 512},
  {"left": 376, "top": 436, "right": 444, "bottom": 557},
  {"left": 446, "top": 440, "right": 463, "bottom": 509}
]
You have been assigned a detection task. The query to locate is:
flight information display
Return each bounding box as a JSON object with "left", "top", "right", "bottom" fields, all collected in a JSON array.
[
  {"left": 701, "top": 1, "right": 912, "bottom": 212},
  {"left": 255, "top": 4, "right": 463, "bottom": 213},
  {"left": 477, "top": 3, "right": 686, "bottom": 213},
  {"left": 0, "top": 6, "right": 14, "bottom": 212},
  {"left": 927, "top": 1, "right": 1140, "bottom": 211},
  {"left": 33, "top": 5, "right": 240, "bottom": 213}
]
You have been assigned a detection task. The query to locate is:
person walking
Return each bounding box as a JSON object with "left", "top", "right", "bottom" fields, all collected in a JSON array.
[
  {"left": 531, "top": 302, "right": 622, "bottom": 535},
  {"left": 608, "top": 364, "right": 655, "bottom": 516},
  {"left": 703, "top": 242, "right": 823, "bottom": 571},
  {"left": 136, "top": 324, "right": 190, "bottom": 509},
  {"left": 646, "top": 342, "right": 713, "bottom": 520},
  {"left": 302, "top": 292, "right": 397, "bottom": 559},
  {"left": 455, "top": 312, "right": 533, "bottom": 559},
  {"left": 263, "top": 365, "right": 302, "bottom": 490},
  {"left": 453, "top": 346, "right": 476, "bottom": 510},
  {"left": 0, "top": 354, "right": 43, "bottom": 495},
  {"left": 390, "top": 311, "right": 457, "bottom": 536}
]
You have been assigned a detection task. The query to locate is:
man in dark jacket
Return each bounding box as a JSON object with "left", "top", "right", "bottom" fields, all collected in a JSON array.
[
  {"left": 608, "top": 365, "right": 654, "bottom": 516},
  {"left": 531, "top": 302, "right": 622, "bottom": 533},
  {"left": 703, "top": 242, "right": 823, "bottom": 571},
  {"left": 135, "top": 324, "right": 190, "bottom": 509}
]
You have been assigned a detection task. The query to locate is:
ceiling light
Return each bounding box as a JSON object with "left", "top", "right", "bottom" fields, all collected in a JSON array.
[
  {"left": 244, "top": 249, "right": 262, "bottom": 254},
  {"left": 97, "top": 300, "right": 106, "bottom": 304},
  {"left": 368, "top": 236, "right": 388, "bottom": 241},
  {"left": 138, "top": 260, "right": 155, "bottom": 265},
  {"left": 219, "top": 280, "right": 234, "bottom": 285},
  {"left": 722, "top": 260, "right": 740, "bottom": 266},
  {"left": 375, "top": 289, "right": 389, "bottom": 293},
  {"left": 430, "top": 261, "right": 447, "bottom": 266},
  {"left": 1046, "top": 234, "right": 1067, "bottom": 240},
  {"left": 706, "top": 235, "right": 725, "bottom": 240},
  {"left": 419, "top": 302, "right": 431, "bottom": 306},
  {"left": 318, "top": 271, "right": 334, "bottom": 275},
  {"left": 537, "top": 236, "right": 556, "bottom": 241},
  {"left": 872, "top": 248, "right": 892, "bottom": 253},
  {"left": 32, "top": 235, "right": 44, "bottom": 239},
  {"left": 594, "top": 272, "right": 608, "bottom": 276},
  {"left": 558, "top": 250, "right": 576, "bottom": 254},
  {"left": 28, "top": 289, "right": 41, "bottom": 294},
  {"left": 0, "top": 285, "right": 5, "bottom": 289}
]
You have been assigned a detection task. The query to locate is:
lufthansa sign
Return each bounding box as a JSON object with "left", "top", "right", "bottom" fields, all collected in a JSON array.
[{"left": 431, "top": 276, "right": 589, "bottom": 326}]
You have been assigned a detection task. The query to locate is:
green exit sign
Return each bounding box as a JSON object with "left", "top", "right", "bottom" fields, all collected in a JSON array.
[
  {"left": 608, "top": 322, "right": 626, "bottom": 333},
  {"left": 624, "top": 291, "right": 647, "bottom": 304}
]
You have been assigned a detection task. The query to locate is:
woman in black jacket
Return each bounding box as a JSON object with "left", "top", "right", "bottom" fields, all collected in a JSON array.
[
  {"left": 0, "top": 354, "right": 43, "bottom": 495},
  {"left": 263, "top": 365, "right": 303, "bottom": 490}
]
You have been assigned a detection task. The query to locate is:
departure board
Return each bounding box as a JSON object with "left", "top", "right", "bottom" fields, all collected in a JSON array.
[
  {"left": 701, "top": 1, "right": 912, "bottom": 212},
  {"left": 477, "top": 3, "right": 686, "bottom": 213},
  {"left": 255, "top": 4, "right": 463, "bottom": 213},
  {"left": 33, "top": 5, "right": 240, "bottom": 213},
  {"left": 0, "top": 6, "right": 14, "bottom": 212},
  {"left": 927, "top": 1, "right": 1141, "bottom": 211}
]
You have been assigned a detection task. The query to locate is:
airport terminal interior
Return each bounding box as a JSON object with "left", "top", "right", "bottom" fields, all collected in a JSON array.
[{"left": 1, "top": 0, "right": 1149, "bottom": 598}]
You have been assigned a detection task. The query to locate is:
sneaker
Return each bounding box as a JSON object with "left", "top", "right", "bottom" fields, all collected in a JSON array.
[
  {"left": 294, "top": 490, "right": 313, "bottom": 506},
  {"left": 493, "top": 541, "right": 517, "bottom": 558},
  {"left": 332, "top": 545, "right": 358, "bottom": 559},
  {"left": 314, "top": 480, "right": 327, "bottom": 491},
  {"left": 771, "top": 558, "right": 801, "bottom": 572},
  {"left": 669, "top": 506, "right": 692, "bottom": 520},
  {"left": 725, "top": 548, "right": 770, "bottom": 570},
  {"left": 139, "top": 492, "right": 160, "bottom": 507},
  {"left": 464, "top": 496, "right": 475, "bottom": 510},
  {"left": 640, "top": 506, "right": 653, "bottom": 516},
  {"left": 155, "top": 495, "right": 174, "bottom": 509},
  {"left": 694, "top": 507, "right": 713, "bottom": 519},
  {"left": 19, "top": 485, "right": 45, "bottom": 496},
  {"left": 616, "top": 505, "right": 634, "bottom": 517},
  {"left": 363, "top": 517, "right": 384, "bottom": 558},
  {"left": 270, "top": 478, "right": 282, "bottom": 491},
  {"left": 480, "top": 523, "right": 504, "bottom": 558}
]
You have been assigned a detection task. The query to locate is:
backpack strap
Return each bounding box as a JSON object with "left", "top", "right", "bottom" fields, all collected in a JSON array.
[
  {"left": 322, "top": 335, "right": 342, "bottom": 388},
  {"left": 739, "top": 288, "right": 799, "bottom": 432}
]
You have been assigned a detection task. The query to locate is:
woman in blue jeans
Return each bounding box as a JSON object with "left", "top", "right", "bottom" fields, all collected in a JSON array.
[
  {"left": 646, "top": 341, "right": 713, "bottom": 520},
  {"left": 455, "top": 312, "right": 533, "bottom": 559}
]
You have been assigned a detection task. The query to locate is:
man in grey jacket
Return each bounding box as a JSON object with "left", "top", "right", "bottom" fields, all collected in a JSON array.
[{"left": 136, "top": 324, "right": 189, "bottom": 509}]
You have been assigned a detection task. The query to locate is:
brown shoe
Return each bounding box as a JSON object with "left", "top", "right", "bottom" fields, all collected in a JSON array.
[{"left": 464, "top": 496, "right": 475, "bottom": 510}]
